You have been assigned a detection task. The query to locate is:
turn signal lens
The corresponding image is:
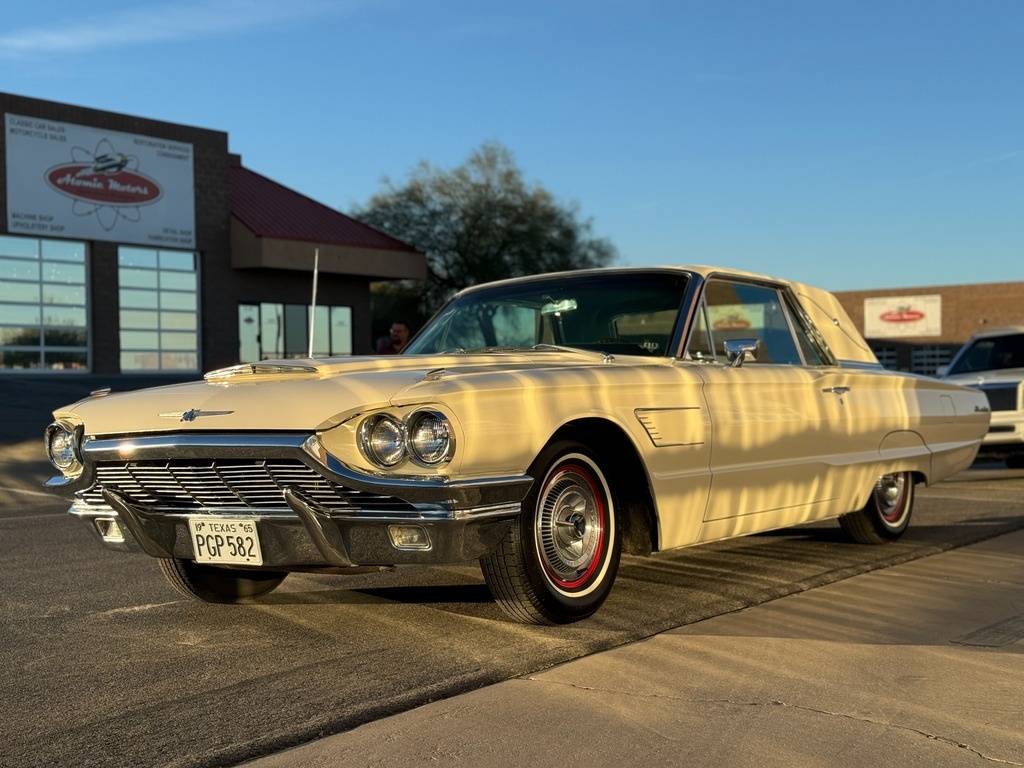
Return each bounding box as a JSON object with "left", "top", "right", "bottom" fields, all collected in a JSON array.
[
  {"left": 407, "top": 411, "right": 454, "bottom": 465},
  {"left": 358, "top": 415, "right": 406, "bottom": 467}
]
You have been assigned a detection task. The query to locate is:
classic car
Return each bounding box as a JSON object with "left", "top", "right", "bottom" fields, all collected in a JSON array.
[
  {"left": 939, "top": 326, "right": 1024, "bottom": 468},
  {"left": 45, "top": 266, "right": 990, "bottom": 624}
]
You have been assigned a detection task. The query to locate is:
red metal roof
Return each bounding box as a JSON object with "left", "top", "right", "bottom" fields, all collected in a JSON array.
[{"left": 229, "top": 164, "right": 418, "bottom": 253}]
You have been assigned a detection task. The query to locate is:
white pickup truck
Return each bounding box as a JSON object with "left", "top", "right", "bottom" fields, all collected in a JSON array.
[{"left": 940, "top": 327, "right": 1024, "bottom": 468}]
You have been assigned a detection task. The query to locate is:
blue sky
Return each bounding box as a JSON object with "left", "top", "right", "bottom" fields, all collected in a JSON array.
[{"left": 2, "top": 0, "right": 1022, "bottom": 290}]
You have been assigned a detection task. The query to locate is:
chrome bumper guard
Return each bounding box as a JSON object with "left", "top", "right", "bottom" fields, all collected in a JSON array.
[{"left": 53, "top": 433, "right": 531, "bottom": 568}]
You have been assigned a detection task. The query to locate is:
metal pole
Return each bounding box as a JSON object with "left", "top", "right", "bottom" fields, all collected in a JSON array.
[{"left": 308, "top": 248, "right": 319, "bottom": 358}]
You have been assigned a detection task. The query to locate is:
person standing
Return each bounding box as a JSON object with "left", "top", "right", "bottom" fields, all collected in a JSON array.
[{"left": 376, "top": 321, "right": 411, "bottom": 354}]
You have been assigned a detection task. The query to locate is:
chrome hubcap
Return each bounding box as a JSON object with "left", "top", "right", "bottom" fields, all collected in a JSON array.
[
  {"left": 874, "top": 473, "right": 907, "bottom": 523},
  {"left": 537, "top": 467, "right": 603, "bottom": 584}
]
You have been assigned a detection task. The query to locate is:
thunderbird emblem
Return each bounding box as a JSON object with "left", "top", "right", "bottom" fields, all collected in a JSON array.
[{"left": 160, "top": 409, "right": 234, "bottom": 422}]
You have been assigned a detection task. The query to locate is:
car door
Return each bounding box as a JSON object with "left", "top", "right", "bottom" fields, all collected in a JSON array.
[{"left": 687, "top": 278, "right": 841, "bottom": 528}]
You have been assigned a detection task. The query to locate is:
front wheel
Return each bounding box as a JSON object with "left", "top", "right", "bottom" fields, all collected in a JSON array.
[
  {"left": 158, "top": 558, "right": 287, "bottom": 603},
  {"left": 481, "top": 441, "right": 621, "bottom": 624},
  {"left": 838, "top": 471, "right": 915, "bottom": 544}
]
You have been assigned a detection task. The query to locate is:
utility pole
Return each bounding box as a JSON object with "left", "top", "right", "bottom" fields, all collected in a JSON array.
[{"left": 307, "top": 247, "right": 319, "bottom": 358}]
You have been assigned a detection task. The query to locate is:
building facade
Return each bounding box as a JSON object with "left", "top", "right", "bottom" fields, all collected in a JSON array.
[
  {"left": 0, "top": 93, "right": 424, "bottom": 374},
  {"left": 834, "top": 281, "right": 1024, "bottom": 375}
]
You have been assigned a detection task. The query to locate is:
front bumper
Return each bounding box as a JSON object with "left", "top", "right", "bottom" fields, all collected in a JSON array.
[
  {"left": 979, "top": 410, "right": 1024, "bottom": 450},
  {"left": 51, "top": 433, "right": 531, "bottom": 568}
]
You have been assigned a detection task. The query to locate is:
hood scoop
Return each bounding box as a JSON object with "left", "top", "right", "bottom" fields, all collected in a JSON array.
[{"left": 205, "top": 362, "right": 320, "bottom": 381}]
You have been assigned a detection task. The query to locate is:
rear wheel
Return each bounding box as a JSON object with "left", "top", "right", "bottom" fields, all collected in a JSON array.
[
  {"left": 838, "top": 471, "right": 915, "bottom": 544},
  {"left": 481, "top": 441, "right": 621, "bottom": 624},
  {"left": 158, "top": 558, "right": 287, "bottom": 603}
]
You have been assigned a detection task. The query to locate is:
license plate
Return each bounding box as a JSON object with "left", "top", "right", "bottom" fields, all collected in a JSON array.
[{"left": 187, "top": 516, "right": 263, "bottom": 566}]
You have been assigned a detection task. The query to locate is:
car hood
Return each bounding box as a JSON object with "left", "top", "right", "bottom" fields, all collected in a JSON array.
[
  {"left": 55, "top": 352, "right": 629, "bottom": 436},
  {"left": 943, "top": 367, "right": 1024, "bottom": 387}
]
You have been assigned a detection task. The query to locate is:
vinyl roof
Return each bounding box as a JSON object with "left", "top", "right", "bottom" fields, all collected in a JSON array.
[{"left": 229, "top": 163, "right": 419, "bottom": 254}]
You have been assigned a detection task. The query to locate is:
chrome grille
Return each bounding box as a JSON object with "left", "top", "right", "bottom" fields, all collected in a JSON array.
[
  {"left": 76, "top": 459, "right": 415, "bottom": 513},
  {"left": 979, "top": 383, "right": 1020, "bottom": 412}
]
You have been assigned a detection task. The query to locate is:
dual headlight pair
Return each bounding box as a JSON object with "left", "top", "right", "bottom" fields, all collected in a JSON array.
[
  {"left": 358, "top": 410, "right": 454, "bottom": 469},
  {"left": 45, "top": 422, "right": 83, "bottom": 476}
]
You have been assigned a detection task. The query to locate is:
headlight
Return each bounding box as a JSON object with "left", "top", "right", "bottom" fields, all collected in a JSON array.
[
  {"left": 358, "top": 415, "right": 406, "bottom": 467},
  {"left": 45, "top": 422, "right": 81, "bottom": 474},
  {"left": 406, "top": 411, "right": 454, "bottom": 465}
]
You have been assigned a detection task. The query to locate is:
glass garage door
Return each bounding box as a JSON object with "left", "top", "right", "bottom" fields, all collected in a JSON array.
[
  {"left": 0, "top": 235, "right": 89, "bottom": 371},
  {"left": 238, "top": 302, "right": 352, "bottom": 361}
]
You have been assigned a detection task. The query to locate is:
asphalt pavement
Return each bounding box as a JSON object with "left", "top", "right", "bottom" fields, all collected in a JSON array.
[{"left": 2, "top": 376, "right": 1023, "bottom": 767}]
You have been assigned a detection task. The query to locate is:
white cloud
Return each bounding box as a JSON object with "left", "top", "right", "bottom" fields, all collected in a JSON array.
[{"left": 0, "top": 0, "right": 360, "bottom": 58}]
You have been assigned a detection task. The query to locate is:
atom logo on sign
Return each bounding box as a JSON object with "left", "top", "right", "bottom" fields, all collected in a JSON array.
[{"left": 44, "top": 138, "right": 163, "bottom": 231}]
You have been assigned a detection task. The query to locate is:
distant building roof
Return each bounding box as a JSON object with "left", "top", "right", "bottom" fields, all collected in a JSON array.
[{"left": 229, "top": 160, "right": 418, "bottom": 254}]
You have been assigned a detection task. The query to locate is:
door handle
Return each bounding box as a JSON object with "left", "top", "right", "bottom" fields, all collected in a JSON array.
[{"left": 821, "top": 386, "right": 851, "bottom": 395}]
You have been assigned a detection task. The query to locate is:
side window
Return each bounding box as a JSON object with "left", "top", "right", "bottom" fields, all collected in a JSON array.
[
  {"left": 784, "top": 296, "right": 828, "bottom": 366},
  {"left": 702, "top": 280, "right": 802, "bottom": 365}
]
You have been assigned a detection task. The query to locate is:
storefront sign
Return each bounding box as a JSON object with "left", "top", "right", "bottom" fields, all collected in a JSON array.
[
  {"left": 864, "top": 295, "right": 941, "bottom": 338},
  {"left": 5, "top": 114, "right": 195, "bottom": 248}
]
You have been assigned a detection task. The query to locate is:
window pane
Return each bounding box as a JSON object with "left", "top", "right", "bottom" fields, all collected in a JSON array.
[
  {"left": 159, "top": 251, "right": 195, "bottom": 271},
  {"left": 0, "top": 258, "right": 40, "bottom": 281},
  {"left": 260, "top": 303, "right": 283, "bottom": 358},
  {"left": 160, "top": 331, "right": 196, "bottom": 350},
  {"left": 121, "top": 330, "right": 160, "bottom": 349},
  {"left": 45, "top": 350, "right": 88, "bottom": 370},
  {"left": 160, "top": 351, "right": 198, "bottom": 370},
  {"left": 160, "top": 271, "right": 196, "bottom": 291},
  {"left": 686, "top": 301, "right": 715, "bottom": 361},
  {"left": 44, "top": 327, "right": 88, "bottom": 346},
  {"left": 42, "top": 284, "right": 86, "bottom": 305},
  {"left": 160, "top": 311, "right": 196, "bottom": 330},
  {"left": 330, "top": 307, "right": 352, "bottom": 355},
  {"left": 120, "top": 289, "right": 158, "bottom": 309},
  {"left": 119, "top": 248, "right": 157, "bottom": 268},
  {"left": 0, "top": 304, "right": 41, "bottom": 325},
  {"left": 0, "top": 327, "right": 40, "bottom": 345},
  {"left": 43, "top": 306, "right": 86, "bottom": 327},
  {"left": 120, "top": 268, "right": 158, "bottom": 289},
  {"left": 42, "top": 262, "right": 85, "bottom": 284},
  {"left": 239, "top": 305, "right": 259, "bottom": 363},
  {"left": 0, "top": 236, "right": 39, "bottom": 259},
  {"left": 160, "top": 291, "right": 196, "bottom": 311},
  {"left": 120, "top": 310, "right": 159, "bottom": 329},
  {"left": 0, "top": 282, "right": 40, "bottom": 303},
  {"left": 309, "top": 305, "right": 329, "bottom": 355},
  {"left": 120, "top": 351, "right": 160, "bottom": 371},
  {"left": 284, "top": 304, "right": 308, "bottom": 357},
  {"left": 0, "top": 349, "right": 42, "bottom": 368},
  {"left": 41, "top": 240, "right": 85, "bottom": 262},
  {"left": 703, "top": 281, "right": 801, "bottom": 365}
]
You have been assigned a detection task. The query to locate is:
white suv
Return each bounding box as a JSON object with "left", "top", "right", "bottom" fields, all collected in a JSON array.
[{"left": 940, "top": 327, "right": 1024, "bottom": 468}]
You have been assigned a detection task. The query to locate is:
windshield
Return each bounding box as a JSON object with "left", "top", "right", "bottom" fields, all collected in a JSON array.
[
  {"left": 948, "top": 333, "right": 1024, "bottom": 374},
  {"left": 406, "top": 272, "right": 690, "bottom": 357}
]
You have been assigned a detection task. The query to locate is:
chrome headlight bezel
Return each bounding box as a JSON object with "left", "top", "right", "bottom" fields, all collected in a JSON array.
[
  {"left": 357, "top": 414, "right": 407, "bottom": 468},
  {"left": 44, "top": 421, "right": 83, "bottom": 476},
  {"left": 356, "top": 410, "right": 456, "bottom": 470},
  {"left": 405, "top": 410, "right": 456, "bottom": 467}
]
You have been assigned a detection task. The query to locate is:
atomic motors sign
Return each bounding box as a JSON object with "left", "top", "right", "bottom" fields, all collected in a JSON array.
[
  {"left": 5, "top": 114, "right": 195, "bottom": 248},
  {"left": 863, "top": 295, "right": 942, "bottom": 338}
]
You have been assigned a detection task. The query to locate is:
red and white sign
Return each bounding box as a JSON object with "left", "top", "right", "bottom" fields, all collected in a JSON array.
[
  {"left": 864, "top": 295, "right": 942, "bottom": 338},
  {"left": 5, "top": 114, "right": 195, "bottom": 248}
]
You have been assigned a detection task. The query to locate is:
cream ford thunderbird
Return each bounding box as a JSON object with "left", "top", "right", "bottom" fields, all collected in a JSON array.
[{"left": 45, "top": 267, "right": 989, "bottom": 624}]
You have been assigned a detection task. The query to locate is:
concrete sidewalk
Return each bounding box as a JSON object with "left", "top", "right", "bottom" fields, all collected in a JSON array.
[{"left": 250, "top": 529, "right": 1024, "bottom": 768}]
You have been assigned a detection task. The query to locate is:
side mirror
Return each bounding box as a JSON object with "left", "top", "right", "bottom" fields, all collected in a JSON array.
[
  {"left": 935, "top": 365, "right": 949, "bottom": 378},
  {"left": 723, "top": 338, "right": 759, "bottom": 367}
]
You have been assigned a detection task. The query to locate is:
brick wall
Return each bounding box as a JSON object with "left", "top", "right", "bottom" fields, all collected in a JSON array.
[{"left": 834, "top": 281, "right": 1024, "bottom": 345}]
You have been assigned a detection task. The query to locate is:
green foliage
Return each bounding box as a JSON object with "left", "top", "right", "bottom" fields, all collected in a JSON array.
[{"left": 355, "top": 143, "right": 616, "bottom": 317}]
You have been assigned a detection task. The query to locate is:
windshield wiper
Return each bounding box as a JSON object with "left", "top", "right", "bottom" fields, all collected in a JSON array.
[{"left": 446, "top": 344, "right": 608, "bottom": 360}]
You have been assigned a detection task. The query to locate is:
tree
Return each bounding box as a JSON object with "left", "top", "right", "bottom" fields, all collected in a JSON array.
[{"left": 355, "top": 143, "right": 616, "bottom": 314}]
